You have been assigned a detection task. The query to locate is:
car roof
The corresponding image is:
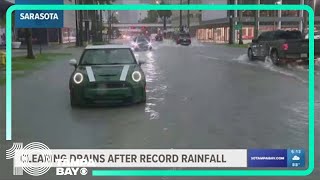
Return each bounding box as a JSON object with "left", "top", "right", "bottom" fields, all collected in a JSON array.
[{"left": 85, "top": 44, "right": 131, "bottom": 49}]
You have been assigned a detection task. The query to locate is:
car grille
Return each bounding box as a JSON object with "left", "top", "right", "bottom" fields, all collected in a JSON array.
[{"left": 89, "top": 82, "right": 129, "bottom": 88}]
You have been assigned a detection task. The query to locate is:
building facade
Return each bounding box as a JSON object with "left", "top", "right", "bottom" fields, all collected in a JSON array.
[{"left": 196, "top": 0, "right": 320, "bottom": 43}]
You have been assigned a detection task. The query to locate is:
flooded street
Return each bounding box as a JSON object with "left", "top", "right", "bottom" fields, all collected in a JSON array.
[{"left": 0, "top": 39, "right": 319, "bottom": 179}]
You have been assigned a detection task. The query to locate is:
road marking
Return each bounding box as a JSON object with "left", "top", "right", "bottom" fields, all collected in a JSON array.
[
  {"left": 120, "top": 65, "right": 130, "bottom": 81},
  {"left": 86, "top": 66, "right": 96, "bottom": 82},
  {"left": 197, "top": 54, "right": 219, "bottom": 60}
]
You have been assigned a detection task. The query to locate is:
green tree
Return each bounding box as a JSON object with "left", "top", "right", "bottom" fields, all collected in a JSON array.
[
  {"left": 81, "top": 0, "right": 116, "bottom": 42},
  {"left": 157, "top": 1, "right": 172, "bottom": 32},
  {"left": 96, "top": 0, "right": 116, "bottom": 41},
  {"left": 111, "top": 16, "right": 120, "bottom": 37},
  {"left": 141, "top": 11, "right": 159, "bottom": 23}
]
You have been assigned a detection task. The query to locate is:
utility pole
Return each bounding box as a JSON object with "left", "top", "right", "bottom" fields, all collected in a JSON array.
[
  {"left": 229, "top": 13, "right": 233, "bottom": 44},
  {"left": 239, "top": 10, "right": 243, "bottom": 45},
  {"left": 254, "top": 0, "right": 259, "bottom": 38},
  {"left": 179, "top": 0, "right": 182, "bottom": 31},
  {"left": 75, "top": 0, "right": 79, "bottom": 46},
  {"left": 254, "top": 11, "right": 259, "bottom": 38},
  {"left": 302, "top": 0, "right": 309, "bottom": 35}
]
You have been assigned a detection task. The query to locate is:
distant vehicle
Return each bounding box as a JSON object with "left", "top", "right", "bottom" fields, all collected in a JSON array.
[
  {"left": 69, "top": 45, "right": 146, "bottom": 107},
  {"left": 150, "top": 33, "right": 157, "bottom": 41},
  {"left": 155, "top": 34, "right": 163, "bottom": 41},
  {"left": 131, "top": 36, "right": 152, "bottom": 51},
  {"left": 176, "top": 33, "right": 191, "bottom": 46},
  {"left": 248, "top": 30, "right": 320, "bottom": 65},
  {"left": 305, "top": 31, "right": 320, "bottom": 39}
]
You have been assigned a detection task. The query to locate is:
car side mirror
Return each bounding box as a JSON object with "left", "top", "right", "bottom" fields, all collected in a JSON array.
[
  {"left": 69, "top": 59, "right": 77, "bottom": 68},
  {"left": 252, "top": 38, "right": 258, "bottom": 43},
  {"left": 136, "top": 58, "right": 146, "bottom": 65},
  {"left": 140, "top": 59, "right": 146, "bottom": 65}
]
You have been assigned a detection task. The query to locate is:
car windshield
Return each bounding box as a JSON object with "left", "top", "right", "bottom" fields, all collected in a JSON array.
[
  {"left": 80, "top": 49, "right": 135, "bottom": 65},
  {"left": 137, "top": 38, "right": 149, "bottom": 43},
  {"left": 180, "top": 34, "right": 190, "bottom": 38}
]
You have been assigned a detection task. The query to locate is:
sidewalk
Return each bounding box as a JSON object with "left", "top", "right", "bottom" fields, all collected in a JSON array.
[{"left": 0, "top": 43, "right": 76, "bottom": 57}]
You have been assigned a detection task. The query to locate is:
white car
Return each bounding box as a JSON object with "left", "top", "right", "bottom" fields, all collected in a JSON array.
[
  {"left": 150, "top": 34, "right": 157, "bottom": 41},
  {"left": 305, "top": 32, "right": 320, "bottom": 39}
]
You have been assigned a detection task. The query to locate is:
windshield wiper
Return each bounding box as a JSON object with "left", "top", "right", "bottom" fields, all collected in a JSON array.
[
  {"left": 81, "top": 63, "right": 106, "bottom": 65},
  {"left": 81, "top": 63, "right": 133, "bottom": 65},
  {"left": 108, "top": 63, "right": 134, "bottom": 65}
]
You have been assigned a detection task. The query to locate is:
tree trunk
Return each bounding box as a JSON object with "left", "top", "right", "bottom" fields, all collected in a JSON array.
[
  {"left": 163, "top": 17, "right": 167, "bottom": 38},
  {"left": 99, "top": 9, "right": 103, "bottom": 42},
  {"left": 187, "top": 0, "right": 190, "bottom": 28},
  {"left": 79, "top": 0, "right": 84, "bottom": 46},
  {"left": 108, "top": 10, "right": 111, "bottom": 43},
  {"left": 25, "top": 28, "right": 35, "bottom": 59},
  {"left": 239, "top": 11, "right": 243, "bottom": 45},
  {"left": 91, "top": 10, "right": 97, "bottom": 42},
  {"left": 75, "top": 6, "right": 79, "bottom": 46}
]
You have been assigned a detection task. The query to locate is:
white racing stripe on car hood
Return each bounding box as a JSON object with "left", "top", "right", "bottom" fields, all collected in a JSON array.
[
  {"left": 120, "top": 65, "right": 130, "bottom": 81},
  {"left": 86, "top": 66, "right": 96, "bottom": 82}
]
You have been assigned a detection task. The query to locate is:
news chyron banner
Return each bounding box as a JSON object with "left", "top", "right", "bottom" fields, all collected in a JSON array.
[
  {"left": 6, "top": 142, "right": 305, "bottom": 177},
  {"left": 15, "top": 0, "right": 64, "bottom": 28}
]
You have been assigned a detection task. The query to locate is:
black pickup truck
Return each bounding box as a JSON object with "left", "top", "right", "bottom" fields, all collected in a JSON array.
[{"left": 248, "top": 30, "right": 320, "bottom": 65}]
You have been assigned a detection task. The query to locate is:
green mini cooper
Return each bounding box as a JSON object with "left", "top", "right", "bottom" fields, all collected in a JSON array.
[{"left": 69, "top": 45, "right": 146, "bottom": 107}]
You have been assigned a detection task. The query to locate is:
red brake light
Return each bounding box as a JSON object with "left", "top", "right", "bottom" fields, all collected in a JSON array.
[{"left": 282, "top": 43, "right": 289, "bottom": 51}]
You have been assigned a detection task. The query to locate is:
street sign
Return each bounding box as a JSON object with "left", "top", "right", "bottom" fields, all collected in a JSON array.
[{"left": 235, "top": 23, "right": 242, "bottom": 30}]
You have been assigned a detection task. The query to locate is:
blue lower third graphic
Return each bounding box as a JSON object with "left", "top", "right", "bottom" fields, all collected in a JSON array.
[
  {"left": 287, "top": 149, "right": 305, "bottom": 167},
  {"left": 248, "top": 149, "right": 287, "bottom": 167},
  {"left": 15, "top": 10, "right": 64, "bottom": 28},
  {"left": 14, "top": 0, "right": 64, "bottom": 28}
]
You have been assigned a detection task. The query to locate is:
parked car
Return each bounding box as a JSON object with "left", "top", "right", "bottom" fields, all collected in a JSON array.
[
  {"left": 305, "top": 31, "right": 320, "bottom": 39},
  {"left": 150, "top": 33, "right": 157, "bottom": 41},
  {"left": 248, "top": 30, "right": 320, "bottom": 65}
]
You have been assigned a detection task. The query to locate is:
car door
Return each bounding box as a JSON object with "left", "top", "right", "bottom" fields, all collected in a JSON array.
[
  {"left": 259, "top": 32, "right": 274, "bottom": 57},
  {"left": 253, "top": 33, "right": 265, "bottom": 57}
]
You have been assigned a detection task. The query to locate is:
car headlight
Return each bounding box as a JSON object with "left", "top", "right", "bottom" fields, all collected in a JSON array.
[
  {"left": 132, "top": 71, "right": 142, "bottom": 82},
  {"left": 73, "top": 72, "right": 84, "bottom": 84},
  {"left": 148, "top": 42, "right": 152, "bottom": 46},
  {"left": 132, "top": 42, "right": 138, "bottom": 47}
]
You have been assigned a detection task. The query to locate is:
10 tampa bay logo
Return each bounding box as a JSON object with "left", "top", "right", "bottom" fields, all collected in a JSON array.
[
  {"left": 5, "top": 142, "right": 88, "bottom": 176},
  {"left": 56, "top": 167, "right": 88, "bottom": 176}
]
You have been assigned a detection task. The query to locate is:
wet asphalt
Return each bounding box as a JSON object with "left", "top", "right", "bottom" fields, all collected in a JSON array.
[{"left": 0, "top": 39, "right": 319, "bottom": 180}]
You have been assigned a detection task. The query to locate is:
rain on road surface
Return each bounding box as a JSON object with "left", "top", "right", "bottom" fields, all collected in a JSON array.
[{"left": 0, "top": 39, "right": 319, "bottom": 180}]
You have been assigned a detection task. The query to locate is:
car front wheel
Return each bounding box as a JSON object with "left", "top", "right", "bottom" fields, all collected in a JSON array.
[{"left": 248, "top": 48, "right": 256, "bottom": 61}]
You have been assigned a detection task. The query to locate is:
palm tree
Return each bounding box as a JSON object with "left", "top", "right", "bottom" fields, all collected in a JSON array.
[
  {"left": 157, "top": 0, "right": 172, "bottom": 37},
  {"left": 25, "top": 28, "right": 35, "bottom": 59},
  {"left": 95, "top": 0, "right": 116, "bottom": 42}
]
